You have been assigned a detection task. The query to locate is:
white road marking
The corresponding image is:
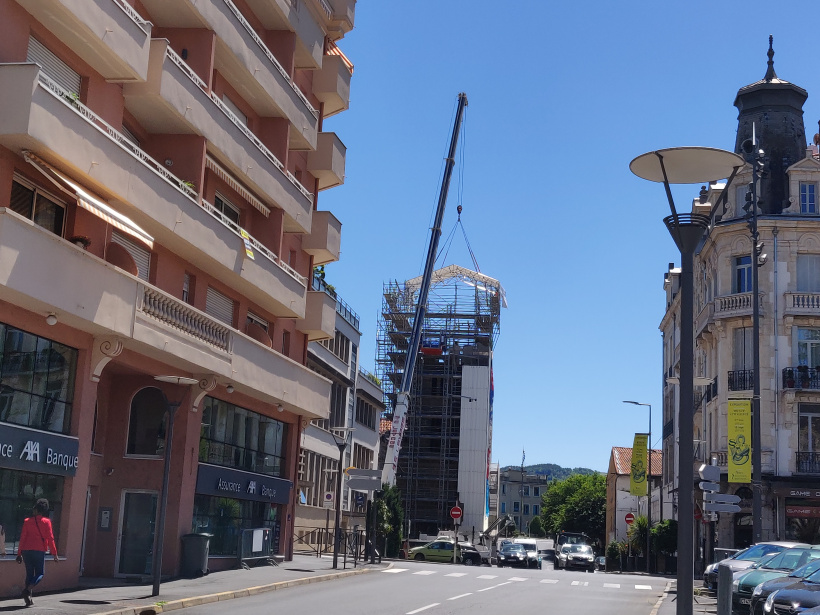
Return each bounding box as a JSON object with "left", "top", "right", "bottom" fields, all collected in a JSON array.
[
  {"left": 445, "top": 573, "right": 467, "bottom": 577},
  {"left": 413, "top": 570, "right": 437, "bottom": 575},
  {"left": 571, "top": 580, "right": 589, "bottom": 586},
  {"left": 477, "top": 581, "right": 512, "bottom": 592},
  {"left": 604, "top": 583, "right": 621, "bottom": 588},
  {"left": 407, "top": 604, "right": 439, "bottom": 614},
  {"left": 448, "top": 593, "right": 473, "bottom": 600},
  {"left": 383, "top": 568, "right": 409, "bottom": 573},
  {"left": 541, "top": 579, "right": 559, "bottom": 584},
  {"left": 636, "top": 584, "right": 653, "bottom": 590},
  {"left": 477, "top": 575, "right": 497, "bottom": 579},
  {"left": 509, "top": 577, "right": 528, "bottom": 582}
]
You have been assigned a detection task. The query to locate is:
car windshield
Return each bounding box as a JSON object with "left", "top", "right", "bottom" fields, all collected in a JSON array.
[
  {"left": 761, "top": 549, "right": 820, "bottom": 572},
  {"left": 791, "top": 558, "right": 820, "bottom": 578},
  {"left": 502, "top": 545, "right": 525, "bottom": 553},
  {"left": 518, "top": 543, "right": 537, "bottom": 552},
  {"left": 570, "top": 545, "right": 592, "bottom": 554},
  {"left": 736, "top": 545, "right": 786, "bottom": 561}
]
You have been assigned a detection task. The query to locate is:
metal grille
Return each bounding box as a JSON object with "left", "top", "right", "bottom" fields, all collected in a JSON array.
[
  {"left": 27, "top": 37, "right": 81, "bottom": 96},
  {"left": 111, "top": 231, "right": 150, "bottom": 281},
  {"left": 205, "top": 286, "right": 234, "bottom": 326}
]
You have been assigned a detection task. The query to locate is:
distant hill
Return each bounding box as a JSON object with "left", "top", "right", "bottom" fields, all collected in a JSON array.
[{"left": 501, "top": 463, "right": 599, "bottom": 481}]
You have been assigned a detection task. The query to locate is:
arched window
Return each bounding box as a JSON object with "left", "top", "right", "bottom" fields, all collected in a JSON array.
[{"left": 126, "top": 387, "right": 166, "bottom": 456}]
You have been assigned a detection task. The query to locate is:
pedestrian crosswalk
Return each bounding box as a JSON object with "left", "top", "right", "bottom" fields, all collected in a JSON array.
[{"left": 382, "top": 568, "right": 653, "bottom": 590}]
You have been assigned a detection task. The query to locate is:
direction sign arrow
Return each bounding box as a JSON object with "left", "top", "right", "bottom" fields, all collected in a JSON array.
[
  {"left": 703, "top": 502, "right": 741, "bottom": 513},
  {"left": 705, "top": 493, "right": 741, "bottom": 504},
  {"left": 345, "top": 469, "right": 383, "bottom": 479},
  {"left": 346, "top": 477, "right": 381, "bottom": 491},
  {"left": 699, "top": 481, "right": 721, "bottom": 492}
]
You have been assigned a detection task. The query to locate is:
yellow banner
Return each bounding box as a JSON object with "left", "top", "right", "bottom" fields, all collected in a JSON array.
[
  {"left": 728, "top": 400, "right": 752, "bottom": 483},
  {"left": 630, "top": 433, "right": 648, "bottom": 496}
]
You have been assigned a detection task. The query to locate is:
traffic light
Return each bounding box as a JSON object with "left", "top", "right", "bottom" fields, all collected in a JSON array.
[{"left": 699, "top": 464, "right": 740, "bottom": 516}]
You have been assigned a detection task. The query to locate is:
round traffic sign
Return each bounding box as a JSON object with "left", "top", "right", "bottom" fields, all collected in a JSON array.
[
  {"left": 625, "top": 512, "right": 635, "bottom": 525},
  {"left": 450, "top": 506, "right": 463, "bottom": 520}
]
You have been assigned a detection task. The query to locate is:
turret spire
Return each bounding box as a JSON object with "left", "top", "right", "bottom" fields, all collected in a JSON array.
[{"left": 764, "top": 34, "right": 777, "bottom": 82}]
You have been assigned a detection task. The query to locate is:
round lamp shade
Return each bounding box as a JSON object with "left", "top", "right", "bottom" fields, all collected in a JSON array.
[{"left": 630, "top": 147, "right": 745, "bottom": 184}]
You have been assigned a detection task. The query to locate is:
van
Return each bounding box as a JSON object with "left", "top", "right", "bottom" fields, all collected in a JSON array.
[{"left": 555, "top": 531, "right": 589, "bottom": 554}]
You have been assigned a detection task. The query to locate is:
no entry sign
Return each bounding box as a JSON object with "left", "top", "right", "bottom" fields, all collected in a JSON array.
[
  {"left": 450, "top": 506, "right": 463, "bottom": 520},
  {"left": 625, "top": 512, "right": 635, "bottom": 525}
]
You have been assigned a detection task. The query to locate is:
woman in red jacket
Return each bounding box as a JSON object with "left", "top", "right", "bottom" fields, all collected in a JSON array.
[{"left": 15, "top": 498, "right": 58, "bottom": 607}]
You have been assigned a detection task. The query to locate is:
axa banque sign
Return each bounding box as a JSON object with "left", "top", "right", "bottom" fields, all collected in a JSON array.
[{"left": 0, "top": 423, "right": 79, "bottom": 476}]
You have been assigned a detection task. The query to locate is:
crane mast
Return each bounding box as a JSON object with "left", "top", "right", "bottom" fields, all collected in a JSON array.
[{"left": 381, "top": 92, "right": 468, "bottom": 486}]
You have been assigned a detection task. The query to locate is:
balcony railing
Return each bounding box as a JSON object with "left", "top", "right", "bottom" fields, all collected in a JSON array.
[
  {"left": 139, "top": 285, "right": 232, "bottom": 351},
  {"left": 112, "top": 0, "right": 152, "bottom": 33},
  {"left": 313, "top": 274, "right": 360, "bottom": 329},
  {"left": 782, "top": 367, "right": 820, "bottom": 390},
  {"left": 728, "top": 369, "right": 754, "bottom": 391},
  {"left": 796, "top": 452, "right": 820, "bottom": 474}
]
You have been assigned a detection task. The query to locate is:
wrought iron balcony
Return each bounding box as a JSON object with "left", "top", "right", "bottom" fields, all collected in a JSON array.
[
  {"left": 796, "top": 452, "right": 820, "bottom": 474},
  {"left": 782, "top": 367, "right": 820, "bottom": 390},
  {"left": 728, "top": 370, "right": 754, "bottom": 391}
]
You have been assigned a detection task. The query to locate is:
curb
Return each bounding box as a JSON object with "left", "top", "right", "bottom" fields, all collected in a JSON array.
[
  {"left": 650, "top": 580, "right": 674, "bottom": 615},
  {"left": 92, "top": 566, "right": 376, "bottom": 615}
]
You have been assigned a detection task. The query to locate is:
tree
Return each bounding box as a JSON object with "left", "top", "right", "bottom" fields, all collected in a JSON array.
[
  {"left": 540, "top": 473, "right": 606, "bottom": 546},
  {"left": 376, "top": 484, "right": 404, "bottom": 557},
  {"left": 627, "top": 515, "right": 649, "bottom": 556},
  {"left": 651, "top": 519, "right": 677, "bottom": 555},
  {"left": 529, "top": 516, "right": 545, "bottom": 537}
]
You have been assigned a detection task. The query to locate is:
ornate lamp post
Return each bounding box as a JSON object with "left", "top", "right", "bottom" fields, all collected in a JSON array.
[
  {"left": 330, "top": 428, "right": 354, "bottom": 569},
  {"left": 630, "top": 147, "right": 744, "bottom": 615}
]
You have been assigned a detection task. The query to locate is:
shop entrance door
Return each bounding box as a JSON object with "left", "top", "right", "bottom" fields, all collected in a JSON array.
[{"left": 116, "top": 491, "right": 158, "bottom": 576}]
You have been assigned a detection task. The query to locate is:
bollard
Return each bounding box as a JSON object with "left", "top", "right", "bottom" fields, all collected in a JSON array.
[{"left": 717, "top": 563, "right": 733, "bottom": 615}]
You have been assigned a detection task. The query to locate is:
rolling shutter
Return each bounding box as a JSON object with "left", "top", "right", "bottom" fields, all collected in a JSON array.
[
  {"left": 111, "top": 231, "right": 151, "bottom": 281},
  {"left": 27, "top": 37, "right": 81, "bottom": 96},
  {"left": 206, "top": 287, "right": 234, "bottom": 326}
]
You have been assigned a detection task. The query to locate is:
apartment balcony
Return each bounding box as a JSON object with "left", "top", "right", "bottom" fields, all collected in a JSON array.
[
  {"left": 302, "top": 213, "right": 341, "bottom": 268},
  {"left": 157, "top": 0, "right": 319, "bottom": 149},
  {"left": 296, "top": 291, "right": 336, "bottom": 341},
  {"left": 782, "top": 367, "right": 820, "bottom": 390},
  {"left": 123, "top": 39, "right": 313, "bottom": 233},
  {"left": 713, "top": 449, "right": 775, "bottom": 474},
  {"left": 0, "top": 63, "right": 307, "bottom": 318},
  {"left": 728, "top": 369, "right": 754, "bottom": 391},
  {"left": 796, "top": 452, "right": 820, "bottom": 474},
  {"left": 308, "top": 132, "right": 346, "bottom": 191},
  {"left": 327, "top": 0, "right": 356, "bottom": 36},
  {"left": 243, "top": 0, "right": 325, "bottom": 69},
  {"left": 18, "top": 0, "right": 152, "bottom": 82},
  {"left": 715, "top": 292, "right": 764, "bottom": 319},
  {"left": 313, "top": 55, "right": 351, "bottom": 117},
  {"left": 784, "top": 292, "right": 820, "bottom": 316},
  {"left": 0, "top": 208, "right": 330, "bottom": 419}
]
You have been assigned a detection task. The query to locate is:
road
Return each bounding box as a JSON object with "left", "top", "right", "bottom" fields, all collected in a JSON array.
[{"left": 175, "top": 559, "right": 667, "bottom": 614}]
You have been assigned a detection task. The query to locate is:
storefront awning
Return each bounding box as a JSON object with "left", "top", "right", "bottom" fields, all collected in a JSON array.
[{"left": 23, "top": 152, "right": 154, "bottom": 249}]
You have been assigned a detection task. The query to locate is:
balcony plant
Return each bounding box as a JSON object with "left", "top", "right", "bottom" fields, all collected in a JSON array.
[
  {"left": 68, "top": 235, "right": 91, "bottom": 249},
  {"left": 785, "top": 368, "right": 795, "bottom": 388},
  {"left": 799, "top": 365, "right": 810, "bottom": 388}
]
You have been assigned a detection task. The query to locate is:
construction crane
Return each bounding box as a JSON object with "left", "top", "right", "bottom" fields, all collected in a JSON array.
[{"left": 381, "top": 92, "right": 468, "bottom": 486}]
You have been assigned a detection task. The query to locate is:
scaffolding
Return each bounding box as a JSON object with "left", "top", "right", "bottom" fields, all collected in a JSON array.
[{"left": 377, "top": 265, "right": 503, "bottom": 536}]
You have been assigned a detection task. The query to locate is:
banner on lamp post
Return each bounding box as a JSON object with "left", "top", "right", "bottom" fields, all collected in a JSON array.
[
  {"left": 630, "top": 433, "right": 648, "bottom": 496},
  {"left": 728, "top": 399, "right": 752, "bottom": 483}
]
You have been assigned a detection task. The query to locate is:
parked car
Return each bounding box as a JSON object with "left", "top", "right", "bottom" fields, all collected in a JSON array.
[
  {"left": 459, "top": 543, "right": 483, "bottom": 566},
  {"left": 562, "top": 543, "right": 596, "bottom": 572},
  {"left": 555, "top": 545, "right": 570, "bottom": 570},
  {"left": 595, "top": 555, "right": 607, "bottom": 571},
  {"left": 732, "top": 547, "right": 820, "bottom": 614},
  {"left": 704, "top": 542, "right": 809, "bottom": 592},
  {"left": 497, "top": 543, "right": 530, "bottom": 568},
  {"left": 749, "top": 558, "right": 820, "bottom": 615},
  {"left": 762, "top": 565, "right": 820, "bottom": 615}
]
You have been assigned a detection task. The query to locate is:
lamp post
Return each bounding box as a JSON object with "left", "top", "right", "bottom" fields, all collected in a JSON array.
[
  {"left": 331, "top": 428, "right": 354, "bottom": 569},
  {"left": 151, "top": 375, "right": 199, "bottom": 597},
  {"left": 630, "top": 147, "right": 744, "bottom": 615},
  {"left": 623, "top": 401, "right": 651, "bottom": 574}
]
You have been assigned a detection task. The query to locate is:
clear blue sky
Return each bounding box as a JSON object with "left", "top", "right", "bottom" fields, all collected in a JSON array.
[{"left": 319, "top": 1, "right": 820, "bottom": 472}]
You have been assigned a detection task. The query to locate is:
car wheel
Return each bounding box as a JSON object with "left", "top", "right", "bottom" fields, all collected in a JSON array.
[
  {"left": 497, "top": 562, "right": 503, "bottom": 568},
  {"left": 414, "top": 553, "right": 425, "bottom": 561},
  {"left": 464, "top": 557, "right": 475, "bottom": 566}
]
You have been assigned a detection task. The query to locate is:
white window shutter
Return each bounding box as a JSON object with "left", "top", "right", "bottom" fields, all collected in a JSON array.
[
  {"left": 27, "top": 37, "right": 81, "bottom": 96},
  {"left": 111, "top": 231, "right": 150, "bottom": 281},
  {"left": 206, "top": 287, "right": 234, "bottom": 326}
]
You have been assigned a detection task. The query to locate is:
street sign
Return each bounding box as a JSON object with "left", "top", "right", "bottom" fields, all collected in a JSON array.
[
  {"left": 699, "top": 464, "right": 720, "bottom": 482},
  {"left": 699, "top": 481, "right": 721, "bottom": 492},
  {"left": 704, "top": 502, "right": 741, "bottom": 513},
  {"left": 345, "top": 468, "right": 382, "bottom": 479},
  {"left": 705, "top": 493, "right": 741, "bottom": 505},
  {"left": 323, "top": 491, "right": 333, "bottom": 508},
  {"left": 625, "top": 513, "right": 635, "bottom": 525},
  {"left": 346, "top": 477, "right": 381, "bottom": 491},
  {"left": 450, "top": 506, "right": 463, "bottom": 520}
]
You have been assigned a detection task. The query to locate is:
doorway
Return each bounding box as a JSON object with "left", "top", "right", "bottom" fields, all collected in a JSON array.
[{"left": 117, "top": 491, "right": 158, "bottom": 576}]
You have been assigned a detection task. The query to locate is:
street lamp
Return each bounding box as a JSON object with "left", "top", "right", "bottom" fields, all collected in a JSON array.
[
  {"left": 330, "top": 428, "right": 354, "bottom": 569},
  {"left": 151, "top": 375, "right": 199, "bottom": 597},
  {"left": 623, "top": 400, "right": 652, "bottom": 574},
  {"left": 630, "top": 147, "right": 744, "bottom": 615}
]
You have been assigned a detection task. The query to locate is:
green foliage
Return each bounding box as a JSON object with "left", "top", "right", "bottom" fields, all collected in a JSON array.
[
  {"left": 606, "top": 540, "right": 621, "bottom": 560},
  {"left": 651, "top": 519, "right": 677, "bottom": 555},
  {"left": 376, "top": 484, "right": 404, "bottom": 557},
  {"left": 528, "top": 516, "right": 545, "bottom": 537},
  {"left": 627, "top": 515, "right": 649, "bottom": 556},
  {"left": 540, "top": 473, "right": 606, "bottom": 546},
  {"left": 503, "top": 463, "right": 599, "bottom": 481}
]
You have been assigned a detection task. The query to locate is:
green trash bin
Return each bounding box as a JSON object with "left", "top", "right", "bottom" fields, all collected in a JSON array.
[{"left": 181, "top": 533, "right": 212, "bottom": 578}]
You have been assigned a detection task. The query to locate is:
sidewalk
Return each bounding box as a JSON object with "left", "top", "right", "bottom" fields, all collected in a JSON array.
[
  {"left": 0, "top": 554, "right": 385, "bottom": 615},
  {"left": 655, "top": 581, "right": 718, "bottom": 615}
]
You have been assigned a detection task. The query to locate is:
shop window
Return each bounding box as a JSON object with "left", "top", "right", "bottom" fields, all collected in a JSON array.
[
  {"left": 126, "top": 387, "right": 167, "bottom": 456},
  {"left": 0, "top": 322, "right": 76, "bottom": 434},
  {"left": 0, "top": 469, "right": 63, "bottom": 555},
  {"left": 199, "top": 396, "right": 287, "bottom": 477},
  {"left": 191, "top": 495, "right": 279, "bottom": 556},
  {"left": 10, "top": 177, "right": 65, "bottom": 237}
]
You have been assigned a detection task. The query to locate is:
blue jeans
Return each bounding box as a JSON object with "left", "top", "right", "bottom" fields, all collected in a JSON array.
[{"left": 22, "top": 550, "right": 45, "bottom": 588}]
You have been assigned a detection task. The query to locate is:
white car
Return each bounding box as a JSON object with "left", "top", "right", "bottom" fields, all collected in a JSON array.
[{"left": 555, "top": 545, "right": 570, "bottom": 570}]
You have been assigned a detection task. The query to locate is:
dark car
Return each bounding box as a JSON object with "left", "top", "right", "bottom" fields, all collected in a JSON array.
[
  {"left": 497, "top": 544, "right": 529, "bottom": 568},
  {"left": 563, "top": 544, "right": 596, "bottom": 572},
  {"left": 763, "top": 565, "right": 820, "bottom": 614},
  {"left": 459, "top": 543, "right": 483, "bottom": 566},
  {"left": 750, "top": 558, "right": 820, "bottom": 615},
  {"left": 732, "top": 547, "right": 820, "bottom": 614},
  {"left": 704, "top": 542, "right": 808, "bottom": 592}
]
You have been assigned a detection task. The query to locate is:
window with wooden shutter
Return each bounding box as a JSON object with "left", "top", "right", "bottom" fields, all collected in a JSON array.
[
  {"left": 111, "top": 231, "right": 151, "bottom": 281},
  {"left": 27, "top": 37, "right": 81, "bottom": 96},
  {"left": 206, "top": 287, "right": 234, "bottom": 326}
]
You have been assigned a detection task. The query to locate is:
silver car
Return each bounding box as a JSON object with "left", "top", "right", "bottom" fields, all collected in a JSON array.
[{"left": 703, "top": 541, "right": 809, "bottom": 591}]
